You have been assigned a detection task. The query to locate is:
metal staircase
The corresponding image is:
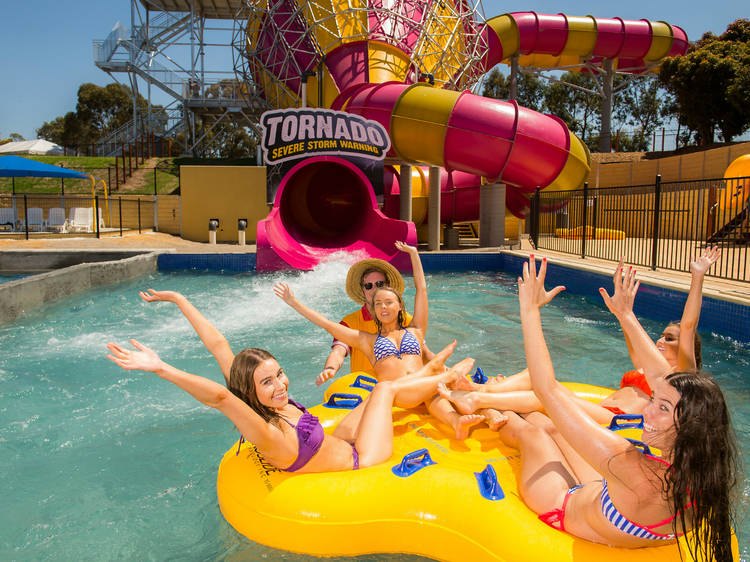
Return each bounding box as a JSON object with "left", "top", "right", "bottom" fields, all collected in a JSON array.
[
  {"left": 708, "top": 204, "right": 750, "bottom": 246},
  {"left": 92, "top": 1, "right": 260, "bottom": 156}
]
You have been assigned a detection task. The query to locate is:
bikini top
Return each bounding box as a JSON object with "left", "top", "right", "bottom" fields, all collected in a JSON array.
[
  {"left": 373, "top": 329, "right": 421, "bottom": 363},
  {"left": 600, "top": 454, "right": 688, "bottom": 541},
  {"left": 280, "top": 399, "right": 325, "bottom": 472}
]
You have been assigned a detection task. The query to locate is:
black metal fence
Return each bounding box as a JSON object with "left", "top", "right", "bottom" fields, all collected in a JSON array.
[
  {"left": 0, "top": 194, "right": 155, "bottom": 239},
  {"left": 529, "top": 174, "right": 750, "bottom": 283},
  {"left": 0, "top": 166, "right": 179, "bottom": 195}
]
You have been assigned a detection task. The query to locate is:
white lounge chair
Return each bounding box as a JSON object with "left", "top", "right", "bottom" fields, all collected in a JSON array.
[
  {"left": 68, "top": 207, "right": 106, "bottom": 232},
  {"left": 26, "top": 208, "right": 45, "bottom": 231},
  {"left": 47, "top": 208, "right": 68, "bottom": 233},
  {"left": 0, "top": 207, "right": 18, "bottom": 230}
]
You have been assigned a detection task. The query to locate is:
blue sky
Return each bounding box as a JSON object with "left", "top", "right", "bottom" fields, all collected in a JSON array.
[{"left": 0, "top": 0, "right": 745, "bottom": 141}]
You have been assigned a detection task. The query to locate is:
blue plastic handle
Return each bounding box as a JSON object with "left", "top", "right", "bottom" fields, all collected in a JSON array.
[
  {"left": 391, "top": 448, "right": 436, "bottom": 477},
  {"left": 471, "top": 366, "right": 488, "bottom": 385},
  {"left": 608, "top": 414, "right": 644, "bottom": 431},
  {"left": 475, "top": 464, "right": 505, "bottom": 501},
  {"left": 350, "top": 374, "right": 377, "bottom": 392},
  {"left": 626, "top": 438, "right": 652, "bottom": 456},
  {"left": 324, "top": 393, "right": 363, "bottom": 409}
]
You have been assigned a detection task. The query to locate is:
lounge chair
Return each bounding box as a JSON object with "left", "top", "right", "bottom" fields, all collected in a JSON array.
[
  {"left": 0, "top": 207, "right": 18, "bottom": 230},
  {"left": 68, "top": 207, "right": 105, "bottom": 232},
  {"left": 47, "top": 208, "right": 68, "bottom": 233},
  {"left": 26, "top": 208, "right": 45, "bottom": 231}
]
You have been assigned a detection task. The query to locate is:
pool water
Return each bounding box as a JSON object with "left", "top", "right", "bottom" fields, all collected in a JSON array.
[
  {"left": 0, "top": 273, "right": 29, "bottom": 283},
  {"left": 1, "top": 261, "right": 747, "bottom": 560}
]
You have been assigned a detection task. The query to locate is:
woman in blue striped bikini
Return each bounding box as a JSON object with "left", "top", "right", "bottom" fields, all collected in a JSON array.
[
  {"left": 497, "top": 255, "right": 739, "bottom": 559},
  {"left": 275, "top": 241, "right": 486, "bottom": 439}
]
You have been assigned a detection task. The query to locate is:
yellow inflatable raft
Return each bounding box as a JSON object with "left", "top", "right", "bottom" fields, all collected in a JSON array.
[
  {"left": 217, "top": 372, "right": 734, "bottom": 561},
  {"left": 555, "top": 225, "right": 626, "bottom": 239}
]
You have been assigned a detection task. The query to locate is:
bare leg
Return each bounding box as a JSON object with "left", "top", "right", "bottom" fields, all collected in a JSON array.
[
  {"left": 452, "top": 368, "right": 531, "bottom": 392},
  {"left": 355, "top": 359, "right": 475, "bottom": 467},
  {"left": 425, "top": 394, "right": 485, "bottom": 440},
  {"left": 495, "top": 411, "right": 575, "bottom": 515},
  {"left": 523, "top": 411, "right": 601, "bottom": 483},
  {"left": 437, "top": 385, "right": 544, "bottom": 414},
  {"left": 337, "top": 341, "right": 459, "bottom": 440}
]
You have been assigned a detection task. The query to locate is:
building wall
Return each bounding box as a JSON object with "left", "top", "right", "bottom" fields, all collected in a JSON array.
[{"left": 179, "top": 166, "right": 268, "bottom": 243}]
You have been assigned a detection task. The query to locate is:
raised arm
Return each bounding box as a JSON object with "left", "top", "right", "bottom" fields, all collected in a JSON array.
[
  {"left": 106, "top": 340, "right": 280, "bottom": 449},
  {"left": 273, "top": 282, "right": 374, "bottom": 358},
  {"left": 317, "top": 344, "right": 348, "bottom": 386},
  {"left": 140, "top": 289, "right": 234, "bottom": 384},
  {"left": 677, "top": 246, "right": 719, "bottom": 371},
  {"left": 599, "top": 265, "right": 672, "bottom": 384},
  {"left": 396, "top": 241, "right": 428, "bottom": 332},
  {"left": 518, "top": 257, "right": 633, "bottom": 472}
]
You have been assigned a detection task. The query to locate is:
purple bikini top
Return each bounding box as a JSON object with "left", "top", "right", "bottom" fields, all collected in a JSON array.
[{"left": 281, "top": 399, "right": 325, "bottom": 472}]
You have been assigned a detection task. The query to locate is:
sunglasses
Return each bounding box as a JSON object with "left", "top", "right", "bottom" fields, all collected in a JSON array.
[{"left": 361, "top": 280, "right": 386, "bottom": 290}]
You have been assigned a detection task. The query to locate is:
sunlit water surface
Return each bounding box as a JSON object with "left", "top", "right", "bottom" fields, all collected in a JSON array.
[{"left": 1, "top": 260, "right": 747, "bottom": 560}]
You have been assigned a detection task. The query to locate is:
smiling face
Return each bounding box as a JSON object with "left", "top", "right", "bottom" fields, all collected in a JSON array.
[
  {"left": 642, "top": 377, "right": 680, "bottom": 452},
  {"left": 372, "top": 287, "right": 404, "bottom": 327},
  {"left": 361, "top": 270, "right": 387, "bottom": 309},
  {"left": 656, "top": 324, "right": 680, "bottom": 367},
  {"left": 252, "top": 358, "right": 289, "bottom": 409}
]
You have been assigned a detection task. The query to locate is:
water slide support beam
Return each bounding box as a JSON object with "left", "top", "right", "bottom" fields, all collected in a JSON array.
[
  {"left": 480, "top": 182, "right": 506, "bottom": 247},
  {"left": 399, "top": 165, "right": 412, "bottom": 221},
  {"left": 509, "top": 56, "right": 519, "bottom": 101},
  {"left": 428, "top": 166, "right": 441, "bottom": 250},
  {"left": 599, "top": 59, "right": 614, "bottom": 153}
]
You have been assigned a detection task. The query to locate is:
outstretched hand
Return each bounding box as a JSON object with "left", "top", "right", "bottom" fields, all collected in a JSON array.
[
  {"left": 395, "top": 240, "right": 417, "bottom": 254},
  {"left": 517, "top": 255, "right": 565, "bottom": 312},
  {"left": 273, "top": 282, "right": 296, "bottom": 305},
  {"left": 690, "top": 245, "right": 720, "bottom": 277},
  {"left": 599, "top": 258, "right": 640, "bottom": 319},
  {"left": 106, "top": 339, "right": 163, "bottom": 373},
  {"left": 139, "top": 289, "right": 181, "bottom": 303}
]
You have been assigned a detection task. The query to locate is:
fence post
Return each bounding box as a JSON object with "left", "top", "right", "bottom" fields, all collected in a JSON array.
[
  {"left": 24, "top": 194, "right": 29, "bottom": 240},
  {"left": 118, "top": 197, "right": 123, "bottom": 237},
  {"left": 581, "top": 182, "right": 588, "bottom": 259},
  {"left": 95, "top": 195, "right": 100, "bottom": 239},
  {"left": 651, "top": 174, "right": 662, "bottom": 270},
  {"left": 530, "top": 187, "right": 540, "bottom": 249},
  {"left": 137, "top": 198, "right": 142, "bottom": 233},
  {"left": 108, "top": 168, "right": 112, "bottom": 192}
]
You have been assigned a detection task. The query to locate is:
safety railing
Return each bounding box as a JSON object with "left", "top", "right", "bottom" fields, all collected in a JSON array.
[
  {"left": 529, "top": 175, "right": 750, "bottom": 283},
  {"left": 0, "top": 194, "right": 156, "bottom": 239}
]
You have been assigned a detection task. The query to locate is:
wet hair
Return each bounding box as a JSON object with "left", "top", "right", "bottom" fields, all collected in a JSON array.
[
  {"left": 227, "top": 348, "right": 283, "bottom": 426},
  {"left": 666, "top": 321, "right": 703, "bottom": 369},
  {"left": 665, "top": 371, "right": 739, "bottom": 562},
  {"left": 371, "top": 286, "right": 406, "bottom": 330}
]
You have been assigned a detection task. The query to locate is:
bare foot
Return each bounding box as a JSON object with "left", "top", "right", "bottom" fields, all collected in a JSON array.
[
  {"left": 455, "top": 414, "right": 485, "bottom": 440},
  {"left": 452, "top": 376, "right": 479, "bottom": 391},
  {"left": 480, "top": 408, "right": 508, "bottom": 430},
  {"left": 416, "top": 340, "right": 457, "bottom": 377},
  {"left": 437, "top": 383, "right": 479, "bottom": 414},
  {"left": 441, "top": 357, "right": 475, "bottom": 387}
]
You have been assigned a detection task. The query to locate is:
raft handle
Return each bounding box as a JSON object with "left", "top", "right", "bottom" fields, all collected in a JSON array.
[
  {"left": 626, "top": 438, "right": 652, "bottom": 456},
  {"left": 324, "top": 393, "right": 363, "bottom": 409},
  {"left": 391, "top": 448, "right": 436, "bottom": 477},
  {"left": 608, "top": 414, "right": 644, "bottom": 430},
  {"left": 471, "top": 366, "right": 488, "bottom": 384},
  {"left": 475, "top": 464, "right": 505, "bottom": 501},
  {"left": 350, "top": 375, "right": 377, "bottom": 392}
]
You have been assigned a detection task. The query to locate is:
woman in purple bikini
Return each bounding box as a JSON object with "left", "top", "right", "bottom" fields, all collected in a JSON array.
[{"left": 106, "top": 289, "right": 471, "bottom": 473}]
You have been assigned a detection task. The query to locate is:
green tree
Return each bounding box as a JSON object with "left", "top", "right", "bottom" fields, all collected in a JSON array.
[
  {"left": 659, "top": 19, "right": 750, "bottom": 144},
  {"left": 612, "top": 77, "right": 669, "bottom": 151},
  {"left": 481, "top": 68, "right": 546, "bottom": 111},
  {"left": 543, "top": 72, "right": 601, "bottom": 150}
]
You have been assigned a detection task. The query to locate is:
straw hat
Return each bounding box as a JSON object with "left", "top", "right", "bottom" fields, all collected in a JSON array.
[{"left": 345, "top": 259, "right": 405, "bottom": 305}]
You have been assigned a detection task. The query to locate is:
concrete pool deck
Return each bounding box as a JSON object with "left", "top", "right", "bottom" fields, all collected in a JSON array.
[{"left": 1, "top": 231, "right": 746, "bottom": 304}]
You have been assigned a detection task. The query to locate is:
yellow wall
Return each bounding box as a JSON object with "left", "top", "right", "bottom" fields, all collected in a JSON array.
[
  {"left": 592, "top": 142, "right": 750, "bottom": 187},
  {"left": 180, "top": 166, "right": 268, "bottom": 243}
]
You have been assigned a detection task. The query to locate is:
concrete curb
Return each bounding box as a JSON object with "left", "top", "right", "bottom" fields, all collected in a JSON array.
[{"left": 0, "top": 252, "right": 164, "bottom": 324}]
